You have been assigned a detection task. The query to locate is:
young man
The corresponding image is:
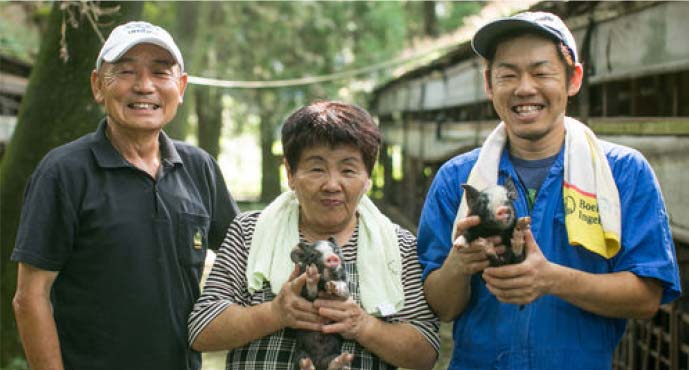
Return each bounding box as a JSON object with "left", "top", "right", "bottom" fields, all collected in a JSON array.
[
  {"left": 417, "top": 11, "right": 681, "bottom": 369},
  {"left": 12, "top": 21, "right": 238, "bottom": 370}
]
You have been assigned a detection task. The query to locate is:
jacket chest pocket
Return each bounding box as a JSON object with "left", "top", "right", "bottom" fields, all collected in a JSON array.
[{"left": 177, "top": 212, "right": 210, "bottom": 266}]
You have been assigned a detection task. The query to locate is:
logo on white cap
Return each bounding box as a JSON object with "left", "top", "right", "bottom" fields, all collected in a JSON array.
[{"left": 96, "top": 21, "right": 184, "bottom": 71}]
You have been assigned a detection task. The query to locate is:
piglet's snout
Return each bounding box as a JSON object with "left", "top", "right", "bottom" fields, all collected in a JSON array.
[
  {"left": 496, "top": 205, "right": 512, "bottom": 221},
  {"left": 325, "top": 254, "right": 341, "bottom": 268}
]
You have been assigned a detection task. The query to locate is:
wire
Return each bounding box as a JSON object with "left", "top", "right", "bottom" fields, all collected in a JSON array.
[{"left": 186, "top": 42, "right": 457, "bottom": 89}]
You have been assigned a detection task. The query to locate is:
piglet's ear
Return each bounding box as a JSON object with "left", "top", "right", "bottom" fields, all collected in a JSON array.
[
  {"left": 290, "top": 244, "right": 306, "bottom": 263},
  {"left": 461, "top": 184, "right": 480, "bottom": 210},
  {"left": 328, "top": 236, "right": 337, "bottom": 246}
]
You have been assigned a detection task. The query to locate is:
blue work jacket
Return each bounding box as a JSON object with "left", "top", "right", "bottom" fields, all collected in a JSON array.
[{"left": 417, "top": 142, "right": 681, "bottom": 370}]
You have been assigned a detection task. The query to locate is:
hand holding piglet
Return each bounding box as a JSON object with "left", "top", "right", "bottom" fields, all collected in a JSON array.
[
  {"left": 271, "top": 265, "right": 323, "bottom": 332},
  {"left": 482, "top": 228, "right": 556, "bottom": 306},
  {"left": 450, "top": 215, "right": 504, "bottom": 276},
  {"left": 314, "top": 297, "right": 375, "bottom": 341}
]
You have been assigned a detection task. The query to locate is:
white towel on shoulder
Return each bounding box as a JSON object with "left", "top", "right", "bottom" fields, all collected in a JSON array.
[
  {"left": 452, "top": 117, "right": 621, "bottom": 259},
  {"left": 246, "top": 191, "right": 404, "bottom": 316}
]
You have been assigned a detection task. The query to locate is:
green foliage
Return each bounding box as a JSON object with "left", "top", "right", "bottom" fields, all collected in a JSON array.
[
  {"left": 0, "top": 3, "right": 46, "bottom": 62},
  {"left": 142, "top": 1, "right": 176, "bottom": 28},
  {"left": 351, "top": 2, "right": 408, "bottom": 65},
  {"left": 0, "top": 357, "right": 29, "bottom": 370},
  {"left": 437, "top": 1, "right": 483, "bottom": 34},
  {"left": 403, "top": 1, "right": 483, "bottom": 39}
]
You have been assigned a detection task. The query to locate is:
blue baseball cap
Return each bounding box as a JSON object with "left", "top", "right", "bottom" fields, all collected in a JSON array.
[{"left": 471, "top": 11, "right": 578, "bottom": 63}]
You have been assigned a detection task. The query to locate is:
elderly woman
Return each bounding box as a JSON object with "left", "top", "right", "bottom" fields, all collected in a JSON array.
[{"left": 188, "top": 100, "right": 439, "bottom": 370}]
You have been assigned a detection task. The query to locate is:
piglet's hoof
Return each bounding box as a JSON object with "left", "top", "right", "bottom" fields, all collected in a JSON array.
[
  {"left": 516, "top": 216, "right": 531, "bottom": 230},
  {"left": 324, "top": 281, "right": 338, "bottom": 295},
  {"left": 299, "top": 358, "right": 315, "bottom": 370},
  {"left": 324, "top": 281, "right": 349, "bottom": 298},
  {"left": 328, "top": 352, "right": 353, "bottom": 370},
  {"left": 510, "top": 216, "right": 531, "bottom": 261}
]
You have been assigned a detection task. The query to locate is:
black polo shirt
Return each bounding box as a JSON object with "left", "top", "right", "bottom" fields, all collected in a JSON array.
[{"left": 12, "top": 119, "right": 238, "bottom": 370}]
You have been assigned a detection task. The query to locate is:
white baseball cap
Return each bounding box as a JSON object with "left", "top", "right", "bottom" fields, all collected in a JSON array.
[{"left": 95, "top": 21, "right": 184, "bottom": 71}]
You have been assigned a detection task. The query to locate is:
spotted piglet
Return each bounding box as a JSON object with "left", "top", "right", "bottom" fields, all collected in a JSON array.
[
  {"left": 290, "top": 238, "right": 352, "bottom": 370},
  {"left": 460, "top": 177, "right": 531, "bottom": 266}
]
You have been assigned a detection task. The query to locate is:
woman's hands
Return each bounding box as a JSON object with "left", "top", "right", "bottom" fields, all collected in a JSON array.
[
  {"left": 273, "top": 265, "right": 375, "bottom": 343},
  {"left": 270, "top": 265, "right": 323, "bottom": 332},
  {"left": 314, "top": 297, "right": 374, "bottom": 341}
]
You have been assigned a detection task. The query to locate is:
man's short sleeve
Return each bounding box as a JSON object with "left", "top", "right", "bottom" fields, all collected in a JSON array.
[
  {"left": 609, "top": 149, "right": 681, "bottom": 304},
  {"left": 11, "top": 165, "right": 78, "bottom": 271},
  {"left": 417, "top": 159, "right": 466, "bottom": 282}
]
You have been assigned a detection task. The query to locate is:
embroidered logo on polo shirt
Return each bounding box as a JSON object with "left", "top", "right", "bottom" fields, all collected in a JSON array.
[{"left": 193, "top": 230, "right": 203, "bottom": 250}]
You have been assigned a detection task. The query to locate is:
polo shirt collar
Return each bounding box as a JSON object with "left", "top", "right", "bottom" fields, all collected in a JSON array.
[
  {"left": 159, "top": 128, "right": 183, "bottom": 167},
  {"left": 90, "top": 118, "right": 183, "bottom": 169}
]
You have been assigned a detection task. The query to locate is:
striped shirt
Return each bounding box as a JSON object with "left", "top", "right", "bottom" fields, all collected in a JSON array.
[{"left": 188, "top": 211, "right": 440, "bottom": 370}]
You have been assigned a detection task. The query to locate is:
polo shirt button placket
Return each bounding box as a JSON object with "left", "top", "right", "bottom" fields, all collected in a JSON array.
[{"left": 153, "top": 183, "right": 160, "bottom": 217}]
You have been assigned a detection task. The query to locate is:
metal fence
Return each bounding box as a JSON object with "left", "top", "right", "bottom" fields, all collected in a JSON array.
[{"left": 614, "top": 301, "right": 689, "bottom": 370}]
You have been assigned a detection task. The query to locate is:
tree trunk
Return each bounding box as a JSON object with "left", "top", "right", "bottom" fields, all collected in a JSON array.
[
  {"left": 380, "top": 143, "right": 393, "bottom": 204},
  {"left": 423, "top": 1, "right": 438, "bottom": 37},
  {"left": 194, "top": 2, "right": 225, "bottom": 159},
  {"left": 165, "top": 84, "right": 194, "bottom": 141},
  {"left": 0, "top": 2, "right": 142, "bottom": 365},
  {"left": 258, "top": 91, "right": 282, "bottom": 203},
  {"left": 195, "top": 86, "right": 222, "bottom": 159},
  {"left": 164, "top": 2, "right": 201, "bottom": 140}
]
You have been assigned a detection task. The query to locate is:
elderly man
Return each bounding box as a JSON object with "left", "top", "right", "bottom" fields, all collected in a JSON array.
[
  {"left": 417, "top": 11, "right": 681, "bottom": 369},
  {"left": 11, "top": 21, "right": 238, "bottom": 370}
]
